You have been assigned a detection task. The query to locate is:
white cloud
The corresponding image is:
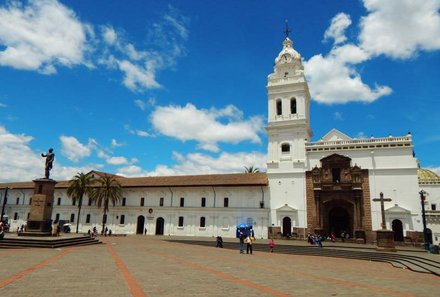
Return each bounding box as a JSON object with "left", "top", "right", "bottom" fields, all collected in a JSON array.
[
  {"left": 111, "top": 139, "right": 124, "bottom": 148},
  {"left": 359, "top": 0, "right": 440, "bottom": 59},
  {"left": 428, "top": 167, "right": 440, "bottom": 175},
  {"left": 134, "top": 99, "right": 146, "bottom": 111},
  {"left": 151, "top": 103, "right": 264, "bottom": 151},
  {"left": 304, "top": 45, "right": 392, "bottom": 104},
  {"left": 97, "top": 5, "right": 189, "bottom": 93},
  {"left": 324, "top": 13, "right": 352, "bottom": 45},
  {"left": 333, "top": 112, "right": 343, "bottom": 121},
  {"left": 305, "top": 0, "right": 440, "bottom": 104},
  {"left": 60, "top": 135, "right": 92, "bottom": 162},
  {"left": 0, "top": 126, "right": 98, "bottom": 182},
  {"left": 117, "top": 59, "right": 161, "bottom": 91},
  {"left": 102, "top": 26, "right": 117, "bottom": 45},
  {"left": 117, "top": 150, "right": 267, "bottom": 177},
  {"left": 106, "top": 156, "right": 129, "bottom": 165},
  {"left": 134, "top": 130, "right": 151, "bottom": 137},
  {"left": 0, "top": 102, "right": 7, "bottom": 108},
  {"left": 0, "top": 126, "right": 41, "bottom": 181},
  {"left": 0, "top": 0, "right": 90, "bottom": 73}
]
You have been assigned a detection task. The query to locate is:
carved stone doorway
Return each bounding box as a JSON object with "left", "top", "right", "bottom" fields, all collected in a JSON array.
[
  {"left": 282, "top": 217, "right": 292, "bottom": 237},
  {"left": 392, "top": 219, "right": 404, "bottom": 241},
  {"left": 326, "top": 203, "right": 353, "bottom": 238}
]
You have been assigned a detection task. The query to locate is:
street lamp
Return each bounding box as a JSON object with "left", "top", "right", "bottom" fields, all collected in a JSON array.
[
  {"left": 1, "top": 187, "right": 9, "bottom": 223},
  {"left": 419, "top": 190, "right": 430, "bottom": 251}
]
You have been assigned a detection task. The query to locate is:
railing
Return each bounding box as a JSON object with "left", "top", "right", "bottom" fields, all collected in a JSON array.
[{"left": 307, "top": 136, "right": 412, "bottom": 148}]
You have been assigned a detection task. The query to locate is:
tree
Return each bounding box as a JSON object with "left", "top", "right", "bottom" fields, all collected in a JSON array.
[
  {"left": 244, "top": 166, "right": 260, "bottom": 173},
  {"left": 90, "top": 175, "right": 123, "bottom": 234},
  {"left": 67, "top": 172, "right": 94, "bottom": 234}
]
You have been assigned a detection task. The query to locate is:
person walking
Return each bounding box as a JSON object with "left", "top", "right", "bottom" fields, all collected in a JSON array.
[
  {"left": 239, "top": 231, "right": 245, "bottom": 254},
  {"left": 246, "top": 234, "right": 255, "bottom": 255},
  {"left": 268, "top": 238, "right": 275, "bottom": 253}
]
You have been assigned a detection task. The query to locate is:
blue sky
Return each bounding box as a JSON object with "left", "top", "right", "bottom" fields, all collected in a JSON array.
[{"left": 0, "top": 0, "right": 439, "bottom": 182}]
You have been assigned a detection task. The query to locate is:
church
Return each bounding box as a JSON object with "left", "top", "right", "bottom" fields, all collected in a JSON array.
[{"left": 1, "top": 35, "right": 439, "bottom": 245}]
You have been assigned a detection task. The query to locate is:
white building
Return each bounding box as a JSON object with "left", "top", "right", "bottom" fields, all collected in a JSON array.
[{"left": 1, "top": 35, "right": 437, "bottom": 243}]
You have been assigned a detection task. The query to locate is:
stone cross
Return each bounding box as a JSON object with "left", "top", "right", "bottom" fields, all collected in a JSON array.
[
  {"left": 373, "top": 192, "right": 392, "bottom": 230},
  {"left": 284, "top": 20, "right": 291, "bottom": 38}
]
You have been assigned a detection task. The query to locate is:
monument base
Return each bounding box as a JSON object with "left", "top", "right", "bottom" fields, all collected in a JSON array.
[
  {"left": 376, "top": 229, "right": 396, "bottom": 252},
  {"left": 19, "top": 220, "right": 53, "bottom": 237}
]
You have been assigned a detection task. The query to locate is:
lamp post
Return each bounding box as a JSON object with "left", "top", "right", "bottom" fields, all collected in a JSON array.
[
  {"left": 419, "top": 190, "right": 429, "bottom": 251},
  {"left": 1, "top": 187, "right": 9, "bottom": 223}
]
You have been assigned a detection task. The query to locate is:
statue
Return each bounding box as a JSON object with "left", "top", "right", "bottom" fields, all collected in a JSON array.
[{"left": 41, "top": 148, "right": 55, "bottom": 179}]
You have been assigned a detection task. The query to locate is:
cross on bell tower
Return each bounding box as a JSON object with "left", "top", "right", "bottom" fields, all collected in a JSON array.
[{"left": 284, "top": 20, "right": 291, "bottom": 38}]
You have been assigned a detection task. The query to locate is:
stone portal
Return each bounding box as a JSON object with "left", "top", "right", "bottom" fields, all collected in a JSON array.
[{"left": 306, "top": 154, "right": 372, "bottom": 241}]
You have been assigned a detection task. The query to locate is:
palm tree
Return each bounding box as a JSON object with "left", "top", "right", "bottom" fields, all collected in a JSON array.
[
  {"left": 90, "top": 175, "right": 123, "bottom": 234},
  {"left": 244, "top": 166, "right": 260, "bottom": 173},
  {"left": 67, "top": 172, "right": 94, "bottom": 233}
]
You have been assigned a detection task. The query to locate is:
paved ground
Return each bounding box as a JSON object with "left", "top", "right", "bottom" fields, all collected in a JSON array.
[{"left": 1, "top": 235, "right": 439, "bottom": 297}]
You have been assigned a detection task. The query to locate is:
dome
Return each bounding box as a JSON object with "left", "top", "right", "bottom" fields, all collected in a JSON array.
[
  {"left": 274, "top": 37, "right": 302, "bottom": 65},
  {"left": 418, "top": 168, "right": 440, "bottom": 184}
]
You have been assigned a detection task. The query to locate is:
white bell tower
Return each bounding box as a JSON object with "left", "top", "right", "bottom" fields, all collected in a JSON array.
[
  {"left": 266, "top": 36, "right": 312, "bottom": 172},
  {"left": 266, "top": 30, "right": 313, "bottom": 230}
]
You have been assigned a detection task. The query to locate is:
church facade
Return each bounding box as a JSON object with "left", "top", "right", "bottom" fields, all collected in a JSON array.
[{"left": 1, "top": 36, "right": 439, "bottom": 243}]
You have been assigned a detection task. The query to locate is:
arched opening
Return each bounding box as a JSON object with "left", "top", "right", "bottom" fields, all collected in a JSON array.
[
  {"left": 136, "top": 215, "right": 145, "bottom": 234},
  {"left": 328, "top": 207, "right": 351, "bottom": 238},
  {"left": 281, "top": 143, "right": 290, "bottom": 153},
  {"left": 276, "top": 99, "right": 282, "bottom": 116},
  {"left": 155, "top": 217, "right": 165, "bottom": 235},
  {"left": 290, "top": 98, "right": 297, "bottom": 114},
  {"left": 392, "top": 219, "right": 404, "bottom": 241},
  {"left": 282, "top": 216, "right": 291, "bottom": 237}
]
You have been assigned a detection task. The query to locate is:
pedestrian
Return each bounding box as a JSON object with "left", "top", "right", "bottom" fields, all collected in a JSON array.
[
  {"left": 246, "top": 234, "right": 255, "bottom": 254},
  {"left": 144, "top": 227, "right": 147, "bottom": 235},
  {"left": 216, "top": 236, "right": 223, "bottom": 248},
  {"left": 105, "top": 226, "right": 108, "bottom": 236},
  {"left": 239, "top": 231, "right": 245, "bottom": 254},
  {"left": 268, "top": 238, "right": 275, "bottom": 253},
  {"left": 108, "top": 229, "right": 112, "bottom": 236}
]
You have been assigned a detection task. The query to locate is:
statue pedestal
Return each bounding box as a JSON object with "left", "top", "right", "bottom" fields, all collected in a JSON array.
[
  {"left": 376, "top": 230, "right": 396, "bottom": 252},
  {"left": 20, "top": 178, "right": 57, "bottom": 237}
]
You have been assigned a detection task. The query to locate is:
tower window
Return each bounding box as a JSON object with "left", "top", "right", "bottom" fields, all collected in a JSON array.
[
  {"left": 180, "top": 197, "right": 185, "bottom": 207},
  {"left": 290, "top": 98, "right": 297, "bottom": 114},
  {"left": 160, "top": 197, "right": 164, "bottom": 207},
  {"left": 120, "top": 215, "right": 125, "bottom": 224},
  {"left": 200, "top": 217, "right": 206, "bottom": 228},
  {"left": 276, "top": 99, "right": 282, "bottom": 116},
  {"left": 122, "top": 197, "right": 126, "bottom": 206},
  {"left": 224, "top": 197, "right": 229, "bottom": 208},
  {"left": 281, "top": 143, "right": 290, "bottom": 153},
  {"left": 178, "top": 216, "right": 184, "bottom": 227},
  {"left": 57, "top": 197, "right": 61, "bottom": 205},
  {"left": 16, "top": 197, "right": 20, "bottom": 205},
  {"left": 201, "top": 197, "right": 206, "bottom": 207},
  {"left": 332, "top": 168, "right": 341, "bottom": 183},
  {"left": 431, "top": 204, "right": 437, "bottom": 211},
  {"left": 140, "top": 197, "right": 145, "bottom": 207},
  {"left": 70, "top": 213, "right": 75, "bottom": 223},
  {"left": 86, "top": 214, "right": 91, "bottom": 223}
]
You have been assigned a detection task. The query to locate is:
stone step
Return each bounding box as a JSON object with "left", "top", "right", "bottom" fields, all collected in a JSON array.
[
  {"left": 0, "top": 236, "right": 101, "bottom": 249},
  {"left": 169, "top": 240, "right": 440, "bottom": 277}
]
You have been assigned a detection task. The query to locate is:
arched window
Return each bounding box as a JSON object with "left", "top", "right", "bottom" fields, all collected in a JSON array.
[
  {"left": 290, "top": 98, "right": 297, "bottom": 114},
  {"left": 281, "top": 143, "right": 290, "bottom": 153},
  {"left": 276, "top": 99, "right": 282, "bottom": 116}
]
